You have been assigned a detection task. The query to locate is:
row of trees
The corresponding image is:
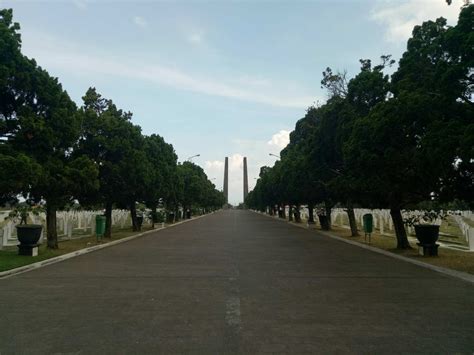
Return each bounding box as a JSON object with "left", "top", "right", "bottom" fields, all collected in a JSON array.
[
  {"left": 246, "top": 5, "right": 473, "bottom": 249},
  {"left": 0, "top": 9, "right": 225, "bottom": 249}
]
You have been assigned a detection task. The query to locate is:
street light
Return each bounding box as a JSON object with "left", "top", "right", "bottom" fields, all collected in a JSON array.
[
  {"left": 186, "top": 154, "right": 200, "bottom": 161},
  {"left": 269, "top": 153, "right": 280, "bottom": 158},
  {"left": 183, "top": 153, "right": 200, "bottom": 220}
]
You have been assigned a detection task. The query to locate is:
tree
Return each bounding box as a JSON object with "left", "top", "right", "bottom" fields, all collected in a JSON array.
[
  {"left": 175, "top": 161, "right": 223, "bottom": 217},
  {"left": 78, "top": 88, "right": 148, "bottom": 234},
  {"left": 344, "top": 7, "right": 473, "bottom": 248},
  {"left": 0, "top": 9, "right": 41, "bottom": 203},
  {"left": 1, "top": 10, "right": 98, "bottom": 248},
  {"left": 143, "top": 134, "right": 178, "bottom": 227}
]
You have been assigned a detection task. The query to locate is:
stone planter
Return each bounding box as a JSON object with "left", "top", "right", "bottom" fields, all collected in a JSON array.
[
  {"left": 16, "top": 224, "right": 42, "bottom": 256},
  {"left": 414, "top": 225, "right": 440, "bottom": 256},
  {"left": 16, "top": 224, "right": 42, "bottom": 245},
  {"left": 414, "top": 225, "right": 440, "bottom": 245}
]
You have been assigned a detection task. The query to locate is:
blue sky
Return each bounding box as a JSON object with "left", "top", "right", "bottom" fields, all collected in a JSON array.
[{"left": 2, "top": 0, "right": 463, "bottom": 204}]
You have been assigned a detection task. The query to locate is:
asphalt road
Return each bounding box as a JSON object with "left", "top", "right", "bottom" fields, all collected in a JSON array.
[{"left": 1, "top": 210, "right": 473, "bottom": 354}]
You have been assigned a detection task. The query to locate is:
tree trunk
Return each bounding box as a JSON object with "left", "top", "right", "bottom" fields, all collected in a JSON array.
[
  {"left": 46, "top": 204, "right": 58, "bottom": 249},
  {"left": 390, "top": 208, "right": 411, "bottom": 249},
  {"left": 346, "top": 204, "right": 359, "bottom": 237},
  {"left": 288, "top": 205, "right": 293, "bottom": 221},
  {"left": 324, "top": 200, "right": 332, "bottom": 230},
  {"left": 105, "top": 201, "right": 113, "bottom": 238},
  {"left": 308, "top": 204, "right": 315, "bottom": 223},
  {"left": 130, "top": 203, "right": 139, "bottom": 231},
  {"left": 281, "top": 205, "right": 286, "bottom": 219},
  {"left": 295, "top": 205, "right": 301, "bottom": 223},
  {"left": 150, "top": 204, "right": 157, "bottom": 229}
]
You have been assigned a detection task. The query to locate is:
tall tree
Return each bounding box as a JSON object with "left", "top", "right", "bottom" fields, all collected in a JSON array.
[
  {"left": 1, "top": 10, "right": 98, "bottom": 248},
  {"left": 345, "top": 8, "right": 473, "bottom": 248},
  {"left": 78, "top": 88, "right": 147, "bottom": 234},
  {"left": 143, "top": 134, "right": 178, "bottom": 226}
]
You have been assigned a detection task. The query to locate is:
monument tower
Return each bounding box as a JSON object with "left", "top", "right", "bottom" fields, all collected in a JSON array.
[
  {"left": 223, "top": 157, "right": 229, "bottom": 204},
  {"left": 243, "top": 157, "right": 249, "bottom": 202}
]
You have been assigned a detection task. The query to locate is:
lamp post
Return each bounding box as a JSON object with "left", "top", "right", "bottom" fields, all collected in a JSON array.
[
  {"left": 269, "top": 153, "right": 280, "bottom": 158},
  {"left": 186, "top": 154, "right": 200, "bottom": 162}
]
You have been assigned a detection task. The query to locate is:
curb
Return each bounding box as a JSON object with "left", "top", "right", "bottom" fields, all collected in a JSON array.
[
  {"left": 253, "top": 211, "right": 474, "bottom": 285},
  {"left": 0, "top": 212, "right": 215, "bottom": 280}
]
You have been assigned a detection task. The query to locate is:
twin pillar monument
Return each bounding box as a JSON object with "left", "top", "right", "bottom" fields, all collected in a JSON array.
[{"left": 223, "top": 156, "right": 248, "bottom": 206}]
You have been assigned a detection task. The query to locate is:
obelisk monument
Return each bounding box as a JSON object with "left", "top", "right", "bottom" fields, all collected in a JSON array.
[
  {"left": 243, "top": 157, "right": 249, "bottom": 202},
  {"left": 223, "top": 157, "right": 229, "bottom": 205}
]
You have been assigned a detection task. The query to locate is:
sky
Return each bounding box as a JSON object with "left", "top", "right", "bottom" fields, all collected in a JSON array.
[{"left": 1, "top": 0, "right": 464, "bottom": 204}]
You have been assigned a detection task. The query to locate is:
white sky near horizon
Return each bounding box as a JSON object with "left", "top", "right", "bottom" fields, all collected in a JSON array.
[{"left": 1, "top": 0, "right": 464, "bottom": 204}]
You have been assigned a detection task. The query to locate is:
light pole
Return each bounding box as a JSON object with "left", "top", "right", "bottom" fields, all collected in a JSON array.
[
  {"left": 186, "top": 154, "right": 200, "bottom": 162},
  {"left": 269, "top": 153, "right": 280, "bottom": 159},
  {"left": 183, "top": 154, "right": 200, "bottom": 220}
]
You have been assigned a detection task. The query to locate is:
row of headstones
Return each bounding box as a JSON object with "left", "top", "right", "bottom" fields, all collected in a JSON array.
[
  {"left": 452, "top": 214, "right": 474, "bottom": 250},
  {"left": 459, "top": 211, "right": 474, "bottom": 224},
  {"left": 332, "top": 208, "right": 474, "bottom": 251},
  {"left": 279, "top": 206, "right": 396, "bottom": 232},
  {"left": 331, "top": 208, "right": 396, "bottom": 234},
  {"left": 277, "top": 206, "right": 473, "bottom": 250},
  {"left": 0, "top": 210, "right": 132, "bottom": 248}
]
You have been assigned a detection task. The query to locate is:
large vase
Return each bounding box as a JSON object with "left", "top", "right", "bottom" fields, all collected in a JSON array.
[
  {"left": 414, "top": 225, "right": 440, "bottom": 245},
  {"left": 16, "top": 224, "right": 43, "bottom": 245}
]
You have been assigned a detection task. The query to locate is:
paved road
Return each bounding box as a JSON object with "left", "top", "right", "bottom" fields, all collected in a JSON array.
[{"left": 1, "top": 210, "right": 473, "bottom": 354}]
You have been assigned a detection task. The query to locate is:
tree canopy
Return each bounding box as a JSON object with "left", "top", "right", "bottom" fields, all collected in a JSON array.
[
  {"left": 247, "top": 5, "right": 474, "bottom": 249},
  {"left": 0, "top": 9, "right": 222, "bottom": 247}
]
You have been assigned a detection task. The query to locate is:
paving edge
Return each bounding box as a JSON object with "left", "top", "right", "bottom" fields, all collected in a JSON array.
[
  {"left": 252, "top": 210, "right": 474, "bottom": 285},
  {"left": 0, "top": 211, "right": 216, "bottom": 279}
]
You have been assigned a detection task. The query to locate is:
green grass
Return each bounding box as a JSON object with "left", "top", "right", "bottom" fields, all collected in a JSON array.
[
  {"left": 329, "top": 226, "right": 474, "bottom": 275},
  {"left": 0, "top": 224, "right": 156, "bottom": 273},
  {"left": 0, "top": 246, "right": 60, "bottom": 272}
]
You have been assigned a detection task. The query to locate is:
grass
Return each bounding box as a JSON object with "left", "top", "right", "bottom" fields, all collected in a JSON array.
[
  {"left": 0, "top": 224, "right": 157, "bottom": 273},
  {"left": 328, "top": 225, "right": 474, "bottom": 275}
]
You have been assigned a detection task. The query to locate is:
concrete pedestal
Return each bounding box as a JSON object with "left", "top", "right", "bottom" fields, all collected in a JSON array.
[
  {"left": 18, "top": 244, "right": 39, "bottom": 256},
  {"left": 417, "top": 243, "right": 439, "bottom": 256}
]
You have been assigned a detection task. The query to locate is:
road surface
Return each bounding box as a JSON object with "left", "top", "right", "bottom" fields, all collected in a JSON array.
[{"left": 1, "top": 210, "right": 473, "bottom": 353}]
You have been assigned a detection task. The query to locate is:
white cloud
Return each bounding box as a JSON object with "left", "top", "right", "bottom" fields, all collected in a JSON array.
[
  {"left": 268, "top": 130, "right": 290, "bottom": 149},
  {"left": 202, "top": 130, "right": 292, "bottom": 204},
  {"left": 132, "top": 16, "right": 148, "bottom": 28},
  {"left": 371, "top": 0, "right": 464, "bottom": 43},
  {"left": 20, "top": 30, "right": 315, "bottom": 109},
  {"left": 205, "top": 160, "right": 224, "bottom": 170},
  {"left": 237, "top": 75, "right": 271, "bottom": 87},
  {"left": 204, "top": 154, "right": 245, "bottom": 203},
  {"left": 188, "top": 31, "right": 204, "bottom": 44},
  {"left": 229, "top": 153, "right": 244, "bottom": 171},
  {"left": 73, "top": 0, "right": 87, "bottom": 10}
]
